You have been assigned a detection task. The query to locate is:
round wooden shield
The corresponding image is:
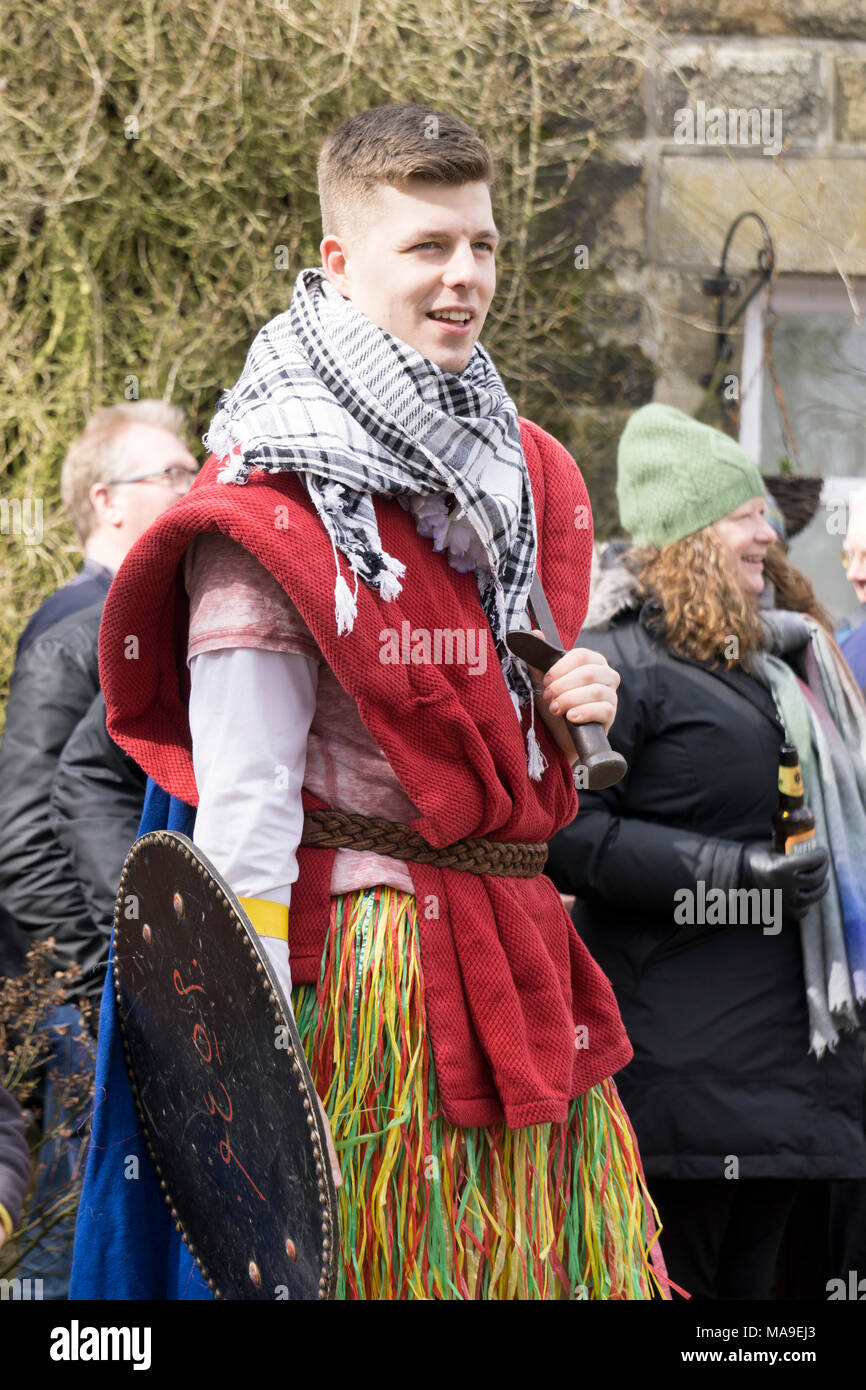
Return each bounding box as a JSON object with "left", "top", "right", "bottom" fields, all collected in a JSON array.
[{"left": 113, "top": 830, "right": 339, "bottom": 1300}]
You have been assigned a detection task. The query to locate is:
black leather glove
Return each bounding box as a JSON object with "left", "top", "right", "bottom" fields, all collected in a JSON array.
[{"left": 741, "top": 842, "right": 830, "bottom": 920}]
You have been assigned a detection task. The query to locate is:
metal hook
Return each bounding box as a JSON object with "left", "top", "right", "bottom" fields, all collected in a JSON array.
[{"left": 700, "top": 211, "right": 776, "bottom": 388}]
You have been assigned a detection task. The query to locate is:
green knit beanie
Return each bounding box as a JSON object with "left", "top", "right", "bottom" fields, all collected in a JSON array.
[{"left": 616, "top": 403, "right": 765, "bottom": 548}]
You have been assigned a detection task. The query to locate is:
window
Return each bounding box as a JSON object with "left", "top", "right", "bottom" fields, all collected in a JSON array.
[{"left": 740, "top": 275, "right": 866, "bottom": 622}]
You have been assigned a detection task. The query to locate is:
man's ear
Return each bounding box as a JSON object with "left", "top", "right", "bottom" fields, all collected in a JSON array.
[
  {"left": 89, "top": 479, "right": 121, "bottom": 528},
  {"left": 321, "top": 235, "right": 350, "bottom": 294}
]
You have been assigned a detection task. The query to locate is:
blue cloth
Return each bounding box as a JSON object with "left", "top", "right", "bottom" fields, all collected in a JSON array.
[
  {"left": 839, "top": 619, "right": 866, "bottom": 695},
  {"left": 69, "top": 780, "right": 213, "bottom": 1300}
]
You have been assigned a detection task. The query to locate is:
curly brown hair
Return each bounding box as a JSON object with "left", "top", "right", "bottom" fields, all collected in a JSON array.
[
  {"left": 629, "top": 525, "right": 766, "bottom": 668},
  {"left": 762, "top": 544, "right": 835, "bottom": 637}
]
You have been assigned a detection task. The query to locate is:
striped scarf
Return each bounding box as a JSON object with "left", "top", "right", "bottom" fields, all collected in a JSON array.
[
  {"left": 750, "top": 608, "right": 866, "bottom": 1055},
  {"left": 204, "top": 267, "right": 539, "bottom": 718}
]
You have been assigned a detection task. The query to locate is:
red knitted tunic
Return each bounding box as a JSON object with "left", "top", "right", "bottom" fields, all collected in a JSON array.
[{"left": 98, "top": 416, "right": 632, "bottom": 1127}]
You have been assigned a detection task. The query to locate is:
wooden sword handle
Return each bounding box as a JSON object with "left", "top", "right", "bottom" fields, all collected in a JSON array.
[{"left": 505, "top": 629, "right": 627, "bottom": 791}]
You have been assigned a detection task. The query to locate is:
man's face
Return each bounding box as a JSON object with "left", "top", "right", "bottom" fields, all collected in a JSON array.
[
  {"left": 93, "top": 424, "right": 200, "bottom": 554},
  {"left": 321, "top": 179, "right": 499, "bottom": 375}
]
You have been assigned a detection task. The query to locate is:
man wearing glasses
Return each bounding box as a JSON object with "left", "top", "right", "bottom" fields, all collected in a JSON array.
[
  {"left": 0, "top": 399, "right": 197, "bottom": 1298},
  {"left": 839, "top": 486, "right": 866, "bottom": 695}
]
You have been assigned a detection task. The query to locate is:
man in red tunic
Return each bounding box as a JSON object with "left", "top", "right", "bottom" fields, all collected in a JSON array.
[{"left": 73, "top": 103, "right": 665, "bottom": 1300}]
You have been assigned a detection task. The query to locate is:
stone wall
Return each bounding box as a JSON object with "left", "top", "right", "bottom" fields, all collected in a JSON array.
[{"left": 581, "top": 0, "right": 866, "bottom": 532}]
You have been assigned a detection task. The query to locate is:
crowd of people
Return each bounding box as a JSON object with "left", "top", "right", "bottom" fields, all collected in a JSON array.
[{"left": 1, "top": 101, "right": 865, "bottom": 1302}]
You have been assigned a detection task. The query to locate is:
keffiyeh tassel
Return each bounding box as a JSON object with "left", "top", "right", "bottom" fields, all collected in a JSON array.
[
  {"left": 333, "top": 569, "right": 358, "bottom": 636},
  {"left": 526, "top": 690, "right": 549, "bottom": 782},
  {"left": 378, "top": 553, "right": 406, "bottom": 602}
]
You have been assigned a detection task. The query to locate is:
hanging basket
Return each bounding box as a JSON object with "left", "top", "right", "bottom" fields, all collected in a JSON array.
[{"left": 763, "top": 474, "right": 823, "bottom": 539}]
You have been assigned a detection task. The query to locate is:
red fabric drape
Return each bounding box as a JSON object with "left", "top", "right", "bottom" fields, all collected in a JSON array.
[{"left": 99, "top": 418, "right": 631, "bottom": 1126}]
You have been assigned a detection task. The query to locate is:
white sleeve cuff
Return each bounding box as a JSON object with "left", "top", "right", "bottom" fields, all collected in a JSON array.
[{"left": 258, "top": 932, "right": 293, "bottom": 1004}]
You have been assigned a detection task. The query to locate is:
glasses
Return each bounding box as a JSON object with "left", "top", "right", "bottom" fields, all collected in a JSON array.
[
  {"left": 111, "top": 465, "right": 199, "bottom": 495},
  {"left": 841, "top": 548, "right": 866, "bottom": 571}
]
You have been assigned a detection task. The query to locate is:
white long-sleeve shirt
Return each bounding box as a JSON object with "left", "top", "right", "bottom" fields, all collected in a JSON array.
[{"left": 188, "top": 645, "right": 317, "bottom": 1001}]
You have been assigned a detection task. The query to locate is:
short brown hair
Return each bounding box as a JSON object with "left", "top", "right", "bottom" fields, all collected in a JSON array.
[
  {"left": 60, "top": 399, "right": 186, "bottom": 544},
  {"left": 317, "top": 103, "right": 494, "bottom": 237}
]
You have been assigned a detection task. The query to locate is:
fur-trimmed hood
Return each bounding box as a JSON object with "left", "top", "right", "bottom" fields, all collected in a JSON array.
[{"left": 584, "top": 541, "right": 640, "bottom": 632}]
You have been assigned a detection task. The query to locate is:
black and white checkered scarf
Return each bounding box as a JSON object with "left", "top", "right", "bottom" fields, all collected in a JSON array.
[{"left": 205, "top": 267, "right": 548, "bottom": 776}]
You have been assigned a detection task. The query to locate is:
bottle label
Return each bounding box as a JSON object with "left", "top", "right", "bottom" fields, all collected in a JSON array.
[
  {"left": 785, "top": 828, "right": 816, "bottom": 855},
  {"left": 778, "top": 764, "right": 804, "bottom": 796}
]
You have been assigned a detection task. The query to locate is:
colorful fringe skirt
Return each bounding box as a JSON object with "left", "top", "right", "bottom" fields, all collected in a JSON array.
[{"left": 291, "top": 883, "right": 666, "bottom": 1301}]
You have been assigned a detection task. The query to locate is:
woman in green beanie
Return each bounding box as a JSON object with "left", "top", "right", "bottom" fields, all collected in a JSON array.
[{"left": 546, "top": 402, "right": 866, "bottom": 1301}]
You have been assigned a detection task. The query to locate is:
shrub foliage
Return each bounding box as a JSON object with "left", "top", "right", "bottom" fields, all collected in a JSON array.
[{"left": 0, "top": 0, "right": 650, "bottom": 705}]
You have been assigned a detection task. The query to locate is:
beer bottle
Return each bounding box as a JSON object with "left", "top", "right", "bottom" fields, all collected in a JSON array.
[{"left": 772, "top": 742, "right": 816, "bottom": 855}]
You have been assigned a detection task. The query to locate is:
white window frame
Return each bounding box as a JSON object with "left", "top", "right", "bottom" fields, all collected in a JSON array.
[
  {"left": 739, "top": 274, "right": 866, "bottom": 476},
  {"left": 739, "top": 275, "right": 866, "bottom": 619}
]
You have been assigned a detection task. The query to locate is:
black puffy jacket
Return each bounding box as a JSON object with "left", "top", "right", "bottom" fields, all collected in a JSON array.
[
  {"left": 547, "top": 558, "right": 866, "bottom": 1182},
  {"left": 51, "top": 690, "right": 146, "bottom": 959},
  {"left": 0, "top": 601, "right": 144, "bottom": 1004}
]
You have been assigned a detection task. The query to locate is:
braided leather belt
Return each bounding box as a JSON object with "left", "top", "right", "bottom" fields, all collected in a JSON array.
[{"left": 300, "top": 808, "right": 548, "bottom": 878}]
